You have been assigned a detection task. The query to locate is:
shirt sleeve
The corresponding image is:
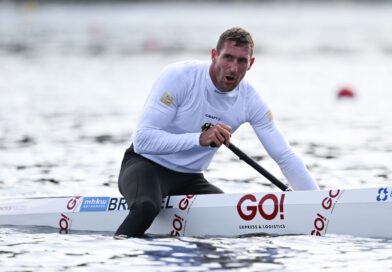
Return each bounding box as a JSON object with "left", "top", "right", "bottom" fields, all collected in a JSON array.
[
  {"left": 133, "top": 64, "right": 201, "bottom": 155},
  {"left": 247, "top": 92, "right": 320, "bottom": 191}
]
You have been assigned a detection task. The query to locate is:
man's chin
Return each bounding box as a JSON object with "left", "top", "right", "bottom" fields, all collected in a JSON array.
[
  {"left": 222, "top": 82, "right": 237, "bottom": 92},
  {"left": 216, "top": 79, "right": 238, "bottom": 92}
]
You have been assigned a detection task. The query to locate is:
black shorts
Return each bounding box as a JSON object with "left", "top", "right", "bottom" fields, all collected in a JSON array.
[
  {"left": 114, "top": 145, "right": 223, "bottom": 237},
  {"left": 118, "top": 145, "right": 223, "bottom": 210}
]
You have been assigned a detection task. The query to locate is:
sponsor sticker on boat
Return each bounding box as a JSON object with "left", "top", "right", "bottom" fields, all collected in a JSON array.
[
  {"left": 310, "top": 189, "right": 343, "bottom": 236},
  {"left": 170, "top": 195, "right": 196, "bottom": 237},
  {"left": 80, "top": 197, "right": 110, "bottom": 212},
  {"left": 236, "top": 193, "right": 287, "bottom": 231},
  {"left": 376, "top": 187, "right": 391, "bottom": 202},
  {"left": 66, "top": 196, "right": 81, "bottom": 211}
]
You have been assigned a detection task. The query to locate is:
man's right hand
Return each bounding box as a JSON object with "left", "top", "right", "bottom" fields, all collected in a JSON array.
[{"left": 199, "top": 123, "right": 231, "bottom": 147}]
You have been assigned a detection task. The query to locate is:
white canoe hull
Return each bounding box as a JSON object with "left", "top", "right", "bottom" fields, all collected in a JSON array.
[{"left": 1, "top": 187, "right": 391, "bottom": 238}]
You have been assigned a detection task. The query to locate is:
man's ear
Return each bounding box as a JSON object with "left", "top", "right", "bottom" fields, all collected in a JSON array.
[
  {"left": 211, "top": 48, "right": 217, "bottom": 62},
  {"left": 248, "top": 57, "right": 255, "bottom": 70}
]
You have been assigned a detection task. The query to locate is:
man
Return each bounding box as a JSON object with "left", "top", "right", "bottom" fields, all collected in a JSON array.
[{"left": 115, "top": 27, "right": 319, "bottom": 238}]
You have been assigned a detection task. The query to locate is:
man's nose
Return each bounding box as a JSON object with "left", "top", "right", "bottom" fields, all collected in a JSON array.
[{"left": 228, "top": 61, "right": 238, "bottom": 73}]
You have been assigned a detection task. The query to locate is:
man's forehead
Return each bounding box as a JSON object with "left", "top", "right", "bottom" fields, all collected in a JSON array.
[
  {"left": 223, "top": 40, "right": 251, "bottom": 48},
  {"left": 220, "top": 41, "right": 252, "bottom": 56}
]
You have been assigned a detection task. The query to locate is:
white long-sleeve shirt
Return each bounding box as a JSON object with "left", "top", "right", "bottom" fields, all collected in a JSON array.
[{"left": 133, "top": 60, "right": 319, "bottom": 191}]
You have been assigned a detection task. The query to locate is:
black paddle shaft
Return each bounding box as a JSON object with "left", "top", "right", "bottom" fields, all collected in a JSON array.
[{"left": 227, "top": 143, "right": 290, "bottom": 191}]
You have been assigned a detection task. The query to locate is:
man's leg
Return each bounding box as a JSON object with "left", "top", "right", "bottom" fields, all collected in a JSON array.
[
  {"left": 115, "top": 154, "right": 164, "bottom": 238},
  {"left": 169, "top": 174, "right": 224, "bottom": 195}
]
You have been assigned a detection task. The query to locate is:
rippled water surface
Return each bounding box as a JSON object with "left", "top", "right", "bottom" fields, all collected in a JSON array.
[{"left": 1, "top": 1, "right": 392, "bottom": 271}]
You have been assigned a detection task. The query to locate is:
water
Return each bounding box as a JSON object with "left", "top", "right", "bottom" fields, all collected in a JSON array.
[{"left": 1, "top": 1, "right": 392, "bottom": 271}]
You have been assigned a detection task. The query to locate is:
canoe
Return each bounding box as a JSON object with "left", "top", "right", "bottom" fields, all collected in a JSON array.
[{"left": 0, "top": 187, "right": 391, "bottom": 238}]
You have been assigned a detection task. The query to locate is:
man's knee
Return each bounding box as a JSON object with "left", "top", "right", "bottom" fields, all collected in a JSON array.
[{"left": 134, "top": 198, "right": 161, "bottom": 219}]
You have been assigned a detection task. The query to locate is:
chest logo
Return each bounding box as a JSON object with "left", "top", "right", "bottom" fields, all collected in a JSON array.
[{"left": 205, "top": 113, "right": 221, "bottom": 121}]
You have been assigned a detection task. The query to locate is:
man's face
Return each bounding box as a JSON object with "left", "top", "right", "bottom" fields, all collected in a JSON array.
[{"left": 210, "top": 40, "right": 254, "bottom": 92}]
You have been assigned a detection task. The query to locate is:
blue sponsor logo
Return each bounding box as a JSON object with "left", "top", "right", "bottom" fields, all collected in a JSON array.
[
  {"left": 376, "top": 187, "right": 389, "bottom": 202},
  {"left": 80, "top": 197, "right": 110, "bottom": 212}
]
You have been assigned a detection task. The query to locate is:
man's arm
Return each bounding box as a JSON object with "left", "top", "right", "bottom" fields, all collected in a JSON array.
[
  {"left": 251, "top": 113, "right": 319, "bottom": 191},
  {"left": 133, "top": 65, "right": 200, "bottom": 155},
  {"left": 246, "top": 89, "right": 319, "bottom": 191},
  {"left": 133, "top": 106, "right": 201, "bottom": 155}
]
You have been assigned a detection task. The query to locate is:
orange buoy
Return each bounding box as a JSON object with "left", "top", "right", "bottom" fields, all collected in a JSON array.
[{"left": 337, "top": 87, "right": 355, "bottom": 99}]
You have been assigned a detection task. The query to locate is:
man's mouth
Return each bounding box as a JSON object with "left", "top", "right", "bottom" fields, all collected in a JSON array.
[{"left": 225, "top": 75, "right": 235, "bottom": 82}]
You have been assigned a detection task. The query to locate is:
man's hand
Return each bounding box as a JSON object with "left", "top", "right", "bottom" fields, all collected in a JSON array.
[{"left": 199, "top": 123, "right": 231, "bottom": 147}]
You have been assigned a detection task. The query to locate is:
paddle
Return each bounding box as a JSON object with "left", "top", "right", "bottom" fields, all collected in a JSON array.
[
  {"left": 226, "top": 142, "right": 291, "bottom": 191},
  {"left": 204, "top": 123, "right": 290, "bottom": 191}
]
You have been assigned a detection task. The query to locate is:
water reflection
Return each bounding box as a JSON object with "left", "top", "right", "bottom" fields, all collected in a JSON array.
[{"left": 2, "top": 225, "right": 392, "bottom": 271}]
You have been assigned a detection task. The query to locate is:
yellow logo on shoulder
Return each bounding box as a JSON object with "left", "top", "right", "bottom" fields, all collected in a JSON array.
[{"left": 160, "top": 92, "right": 173, "bottom": 106}]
